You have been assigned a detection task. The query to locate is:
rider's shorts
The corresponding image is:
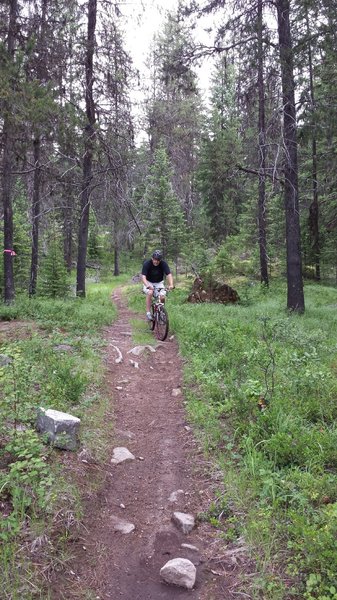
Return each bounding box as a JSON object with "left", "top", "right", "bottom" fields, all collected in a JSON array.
[{"left": 143, "top": 281, "right": 166, "bottom": 298}]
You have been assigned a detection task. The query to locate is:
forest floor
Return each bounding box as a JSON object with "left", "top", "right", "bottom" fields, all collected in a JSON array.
[{"left": 51, "top": 287, "right": 253, "bottom": 600}]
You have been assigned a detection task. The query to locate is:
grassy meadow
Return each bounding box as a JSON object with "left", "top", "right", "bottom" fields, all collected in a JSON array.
[
  {"left": 130, "top": 277, "right": 337, "bottom": 599},
  {"left": 0, "top": 276, "right": 129, "bottom": 599},
  {"left": 0, "top": 273, "right": 337, "bottom": 599}
]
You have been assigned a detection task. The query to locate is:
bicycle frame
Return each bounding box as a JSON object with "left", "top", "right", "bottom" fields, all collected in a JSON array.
[{"left": 149, "top": 287, "right": 169, "bottom": 341}]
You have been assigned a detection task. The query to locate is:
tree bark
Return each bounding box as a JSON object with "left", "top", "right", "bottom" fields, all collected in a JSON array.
[
  {"left": 276, "top": 0, "right": 305, "bottom": 312},
  {"left": 63, "top": 196, "right": 73, "bottom": 273},
  {"left": 114, "top": 238, "right": 120, "bottom": 276},
  {"left": 257, "top": 0, "right": 269, "bottom": 286},
  {"left": 306, "top": 10, "right": 320, "bottom": 281},
  {"left": 28, "top": 0, "right": 48, "bottom": 296},
  {"left": 2, "top": 0, "right": 18, "bottom": 304},
  {"left": 29, "top": 137, "right": 41, "bottom": 296},
  {"left": 76, "top": 0, "right": 97, "bottom": 297}
]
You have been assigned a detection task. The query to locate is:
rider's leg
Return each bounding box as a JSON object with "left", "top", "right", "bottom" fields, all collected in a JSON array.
[
  {"left": 146, "top": 290, "right": 153, "bottom": 313},
  {"left": 156, "top": 282, "right": 166, "bottom": 304}
]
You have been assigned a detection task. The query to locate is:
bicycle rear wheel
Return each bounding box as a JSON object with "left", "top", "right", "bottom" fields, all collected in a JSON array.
[{"left": 155, "top": 305, "right": 169, "bottom": 341}]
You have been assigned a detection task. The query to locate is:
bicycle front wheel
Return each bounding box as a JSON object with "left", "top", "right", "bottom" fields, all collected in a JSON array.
[
  {"left": 149, "top": 305, "right": 155, "bottom": 331},
  {"left": 155, "top": 305, "right": 169, "bottom": 341}
]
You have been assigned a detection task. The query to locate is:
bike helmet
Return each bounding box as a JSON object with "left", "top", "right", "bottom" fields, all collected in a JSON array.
[{"left": 152, "top": 249, "right": 163, "bottom": 260}]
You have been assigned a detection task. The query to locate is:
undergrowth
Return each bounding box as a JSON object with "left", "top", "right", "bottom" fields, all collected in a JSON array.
[
  {"left": 0, "top": 276, "right": 124, "bottom": 599},
  {"left": 129, "top": 277, "right": 337, "bottom": 599}
]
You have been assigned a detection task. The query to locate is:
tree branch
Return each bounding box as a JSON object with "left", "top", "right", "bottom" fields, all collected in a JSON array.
[{"left": 236, "top": 164, "right": 284, "bottom": 186}]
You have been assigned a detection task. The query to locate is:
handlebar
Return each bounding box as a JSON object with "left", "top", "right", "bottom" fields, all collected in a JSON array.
[{"left": 146, "top": 286, "right": 175, "bottom": 291}]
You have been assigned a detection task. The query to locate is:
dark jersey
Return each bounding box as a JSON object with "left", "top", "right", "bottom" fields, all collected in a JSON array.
[{"left": 142, "top": 259, "right": 171, "bottom": 283}]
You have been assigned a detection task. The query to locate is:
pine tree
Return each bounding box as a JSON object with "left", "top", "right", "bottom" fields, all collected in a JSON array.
[
  {"left": 197, "top": 58, "right": 243, "bottom": 244},
  {"left": 39, "top": 227, "right": 69, "bottom": 298},
  {"left": 142, "top": 146, "right": 186, "bottom": 263},
  {"left": 276, "top": 0, "right": 305, "bottom": 311},
  {"left": 146, "top": 10, "right": 202, "bottom": 224},
  {"left": 76, "top": 0, "right": 97, "bottom": 297}
]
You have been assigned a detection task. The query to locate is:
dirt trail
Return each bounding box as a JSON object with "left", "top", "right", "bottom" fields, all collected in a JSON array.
[{"left": 53, "top": 288, "right": 239, "bottom": 600}]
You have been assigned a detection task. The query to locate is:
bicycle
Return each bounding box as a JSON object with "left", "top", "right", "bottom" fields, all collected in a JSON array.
[{"left": 148, "top": 287, "right": 172, "bottom": 341}]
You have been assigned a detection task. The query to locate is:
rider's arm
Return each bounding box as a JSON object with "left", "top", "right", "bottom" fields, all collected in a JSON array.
[
  {"left": 166, "top": 273, "right": 174, "bottom": 289},
  {"left": 141, "top": 274, "right": 153, "bottom": 289}
]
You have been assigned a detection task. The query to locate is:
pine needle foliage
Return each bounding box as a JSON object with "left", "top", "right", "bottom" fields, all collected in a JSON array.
[
  {"left": 38, "top": 226, "right": 69, "bottom": 298},
  {"left": 142, "top": 145, "right": 186, "bottom": 259}
]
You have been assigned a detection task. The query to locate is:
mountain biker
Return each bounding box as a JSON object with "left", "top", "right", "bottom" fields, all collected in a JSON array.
[{"left": 141, "top": 250, "right": 174, "bottom": 321}]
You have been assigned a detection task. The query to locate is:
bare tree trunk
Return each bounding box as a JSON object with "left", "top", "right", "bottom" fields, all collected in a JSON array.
[
  {"left": 306, "top": 10, "right": 320, "bottom": 281},
  {"left": 28, "top": 0, "right": 48, "bottom": 296},
  {"left": 276, "top": 0, "right": 305, "bottom": 312},
  {"left": 257, "top": 0, "right": 269, "bottom": 286},
  {"left": 76, "top": 0, "right": 97, "bottom": 297},
  {"left": 29, "top": 137, "right": 41, "bottom": 296},
  {"left": 2, "top": 0, "right": 18, "bottom": 304},
  {"left": 114, "top": 238, "right": 120, "bottom": 276},
  {"left": 63, "top": 197, "right": 73, "bottom": 273}
]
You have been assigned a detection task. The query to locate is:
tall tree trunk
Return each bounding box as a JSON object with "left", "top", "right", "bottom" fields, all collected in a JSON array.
[
  {"left": 257, "top": 0, "right": 269, "bottom": 285},
  {"left": 276, "top": 0, "right": 305, "bottom": 312},
  {"left": 63, "top": 196, "right": 73, "bottom": 273},
  {"left": 114, "top": 238, "right": 120, "bottom": 276},
  {"left": 28, "top": 0, "right": 47, "bottom": 296},
  {"left": 306, "top": 10, "right": 320, "bottom": 281},
  {"left": 29, "top": 137, "right": 41, "bottom": 296},
  {"left": 2, "top": 0, "right": 18, "bottom": 304},
  {"left": 76, "top": 0, "right": 97, "bottom": 297}
]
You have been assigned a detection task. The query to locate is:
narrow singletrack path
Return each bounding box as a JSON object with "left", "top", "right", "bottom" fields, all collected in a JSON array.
[{"left": 53, "top": 288, "right": 245, "bottom": 600}]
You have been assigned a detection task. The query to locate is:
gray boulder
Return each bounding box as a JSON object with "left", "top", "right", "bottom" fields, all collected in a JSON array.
[
  {"left": 160, "top": 558, "right": 196, "bottom": 589},
  {"left": 36, "top": 407, "right": 80, "bottom": 450}
]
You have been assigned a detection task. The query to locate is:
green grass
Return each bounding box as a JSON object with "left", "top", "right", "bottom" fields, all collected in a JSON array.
[
  {"left": 129, "top": 276, "right": 337, "bottom": 599},
  {"left": 0, "top": 276, "right": 125, "bottom": 599},
  {"left": 0, "top": 277, "right": 129, "bottom": 333},
  {"left": 2, "top": 274, "right": 337, "bottom": 598}
]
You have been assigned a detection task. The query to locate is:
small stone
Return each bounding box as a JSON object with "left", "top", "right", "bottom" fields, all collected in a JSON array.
[
  {"left": 171, "top": 388, "right": 182, "bottom": 397},
  {"left": 110, "top": 515, "right": 135, "bottom": 534},
  {"left": 127, "top": 345, "right": 156, "bottom": 356},
  {"left": 116, "top": 386, "right": 123, "bottom": 390},
  {"left": 53, "top": 344, "right": 73, "bottom": 352},
  {"left": 138, "top": 456, "right": 145, "bottom": 461},
  {"left": 127, "top": 346, "right": 145, "bottom": 356},
  {"left": 78, "top": 448, "right": 94, "bottom": 463},
  {"left": 169, "top": 489, "right": 184, "bottom": 503},
  {"left": 181, "top": 543, "right": 199, "bottom": 552},
  {"left": 172, "top": 512, "right": 195, "bottom": 534},
  {"left": 146, "top": 345, "right": 156, "bottom": 352},
  {"left": 129, "top": 359, "right": 139, "bottom": 369},
  {"left": 111, "top": 447, "right": 135, "bottom": 464},
  {"left": 120, "top": 503, "right": 126, "bottom": 509},
  {"left": 115, "top": 428, "right": 135, "bottom": 439},
  {"left": 0, "top": 354, "right": 13, "bottom": 366},
  {"left": 160, "top": 558, "right": 196, "bottom": 589},
  {"left": 184, "top": 426, "right": 191, "bottom": 432}
]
